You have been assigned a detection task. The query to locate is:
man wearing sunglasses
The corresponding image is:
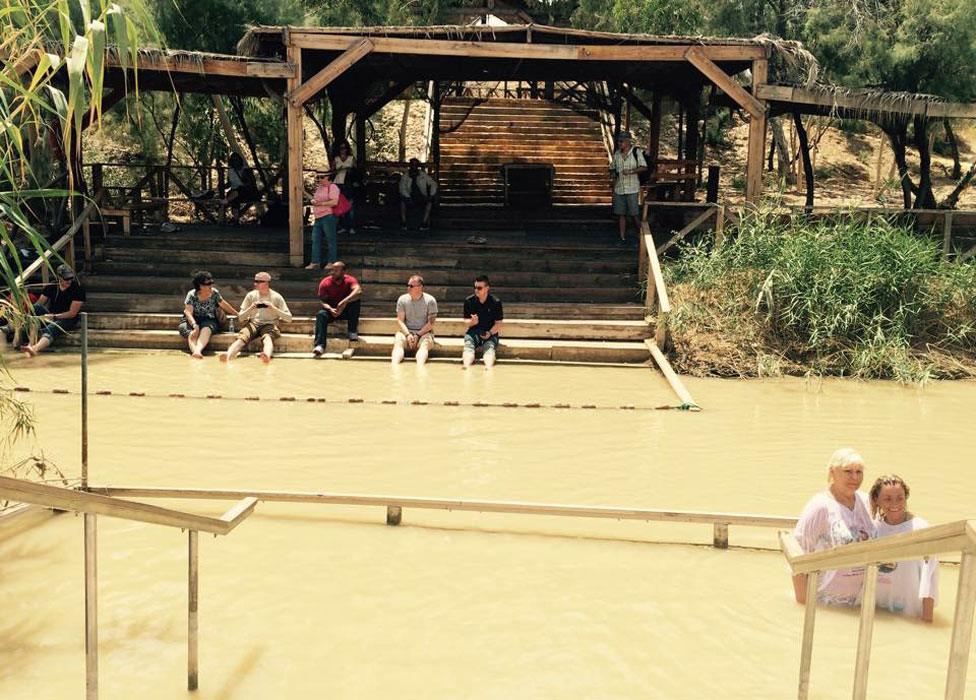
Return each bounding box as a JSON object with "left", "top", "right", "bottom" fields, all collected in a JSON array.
[
  {"left": 392, "top": 274, "right": 437, "bottom": 365},
  {"left": 220, "top": 271, "right": 292, "bottom": 363},
  {"left": 462, "top": 275, "right": 503, "bottom": 369}
]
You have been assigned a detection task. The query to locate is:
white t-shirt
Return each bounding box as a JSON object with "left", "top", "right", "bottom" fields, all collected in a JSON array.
[
  {"left": 612, "top": 146, "right": 647, "bottom": 195},
  {"left": 794, "top": 491, "right": 874, "bottom": 606},
  {"left": 874, "top": 516, "right": 939, "bottom": 618},
  {"left": 333, "top": 155, "right": 355, "bottom": 185},
  {"left": 238, "top": 289, "right": 292, "bottom": 326}
]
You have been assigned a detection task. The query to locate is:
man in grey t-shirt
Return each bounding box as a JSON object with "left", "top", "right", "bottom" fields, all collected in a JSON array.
[{"left": 392, "top": 274, "right": 437, "bottom": 365}]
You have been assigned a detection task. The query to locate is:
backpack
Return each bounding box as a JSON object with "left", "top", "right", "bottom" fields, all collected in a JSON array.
[
  {"left": 333, "top": 189, "right": 352, "bottom": 217},
  {"left": 633, "top": 147, "right": 651, "bottom": 186}
]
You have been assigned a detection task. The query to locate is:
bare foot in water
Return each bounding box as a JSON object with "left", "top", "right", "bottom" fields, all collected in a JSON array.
[
  {"left": 20, "top": 345, "right": 36, "bottom": 358},
  {"left": 191, "top": 351, "right": 204, "bottom": 359},
  {"left": 258, "top": 352, "right": 271, "bottom": 364},
  {"left": 219, "top": 353, "right": 229, "bottom": 363}
]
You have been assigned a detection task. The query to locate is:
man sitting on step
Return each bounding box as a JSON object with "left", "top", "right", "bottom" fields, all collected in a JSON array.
[
  {"left": 220, "top": 271, "right": 292, "bottom": 364},
  {"left": 462, "top": 275, "right": 504, "bottom": 369},
  {"left": 313, "top": 261, "right": 362, "bottom": 357},
  {"left": 392, "top": 274, "right": 437, "bottom": 366},
  {"left": 18, "top": 264, "right": 86, "bottom": 358},
  {"left": 398, "top": 158, "right": 437, "bottom": 231}
]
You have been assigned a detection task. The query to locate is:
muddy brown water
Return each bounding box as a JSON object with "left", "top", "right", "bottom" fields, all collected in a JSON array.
[{"left": 0, "top": 352, "right": 973, "bottom": 698}]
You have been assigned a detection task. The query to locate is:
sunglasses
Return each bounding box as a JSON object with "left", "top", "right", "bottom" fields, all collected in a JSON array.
[
  {"left": 200, "top": 281, "right": 214, "bottom": 286},
  {"left": 253, "top": 279, "right": 268, "bottom": 284},
  {"left": 473, "top": 285, "right": 487, "bottom": 290},
  {"left": 406, "top": 283, "right": 421, "bottom": 288}
]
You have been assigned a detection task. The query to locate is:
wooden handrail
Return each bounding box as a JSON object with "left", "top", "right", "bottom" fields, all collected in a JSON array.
[
  {"left": 13, "top": 200, "right": 96, "bottom": 287},
  {"left": 90, "top": 484, "right": 794, "bottom": 548},
  {"left": 780, "top": 521, "right": 976, "bottom": 700},
  {"left": 0, "top": 476, "right": 255, "bottom": 535}
]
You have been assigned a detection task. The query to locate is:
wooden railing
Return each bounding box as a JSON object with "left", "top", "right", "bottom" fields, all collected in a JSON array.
[
  {"left": 0, "top": 476, "right": 256, "bottom": 699},
  {"left": 13, "top": 199, "right": 97, "bottom": 285},
  {"left": 90, "top": 485, "right": 795, "bottom": 549},
  {"left": 780, "top": 522, "right": 976, "bottom": 700},
  {"left": 647, "top": 201, "right": 730, "bottom": 255}
]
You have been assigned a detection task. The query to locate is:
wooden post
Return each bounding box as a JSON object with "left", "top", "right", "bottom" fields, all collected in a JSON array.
[
  {"left": 81, "top": 313, "right": 88, "bottom": 488},
  {"left": 706, "top": 165, "right": 720, "bottom": 203},
  {"left": 188, "top": 530, "right": 199, "bottom": 691},
  {"left": 386, "top": 506, "right": 402, "bottom": 526},
  {"left": 745, "top": 59, "right": 768, "bottom": 203},
  {"left": 712, "top": 523, "right": 728, "bottom": 549},
  {"left": 354, "top": 112, "right": 367, "bottom": 176},
  {"left": 432, "top": 82, "right": 441, "bottom": 179},
  {"left": 82, "top": 219, "right": 92, "bottom": 271},
  {"left": 85, "top": 513, "right": 98, "bottom": 700},
  {"left": 945, "top": 551, "right": 976, "bottom": 700},
  {"left": 797, "top": 571, "right": 819, "bottom": 700},
  {"left": 286, "top": 41, "right": 305, "bottom": 267},
  {"left": 942, "top": 211, "right": 954, "bottom": 261},
  {"left": 714, "top": 205, "right": 726, "bottom": 250},
  {"left": 648, "top": 93, "right": 662, "bottom": 166},
  {"left": 852, "top": 564, "right": 879, "bottom": 700}
]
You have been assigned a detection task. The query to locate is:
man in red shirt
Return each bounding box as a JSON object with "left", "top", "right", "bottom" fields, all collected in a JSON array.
[{"left": 313, "top": 261, "right": 362, "bottom": 356}]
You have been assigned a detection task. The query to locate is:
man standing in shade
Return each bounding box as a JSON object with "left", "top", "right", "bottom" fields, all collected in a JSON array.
[
  {"left": 392, "top": 274, "right": 437, "bottom": 366},
  {"left": 221, "top": 271, "right": 292, "bottom": 363},
  {"left": 313, "top": 261, "right": 362, "bottom": 356},
  {"left": 611, "top": 131, "right": 647, "bottom": 246},
  {"left": 462, "top": 275, "right": 503, "bottom": 369}
]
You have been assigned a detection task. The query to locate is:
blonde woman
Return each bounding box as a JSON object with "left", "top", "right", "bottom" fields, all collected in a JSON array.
[
  {"left": 870, "top": 475, "right": 938, "bottom": 622},
  {"left": 792, "top": 448, "right": 874, "bottom": 607}
]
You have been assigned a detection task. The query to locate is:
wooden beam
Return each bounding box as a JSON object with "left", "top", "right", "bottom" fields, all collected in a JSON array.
[
  {"left": 104, "top": 53, "right": 295, "bottom": 79},
  {"left": 0, "top": 476, "right": 252, "bottom": 535},
  {"left": 790, "top": 519, "right": 976, "bottom": 574},
  {"left": 745, "top": 59, "right": 768, "bottom": 203},
  {"left": 656, "top": 207, "right": 717, "bottom": 256},
  {"left": 685, "top": 48, "right": 763, "bottom": 118},
  {"left": 756, "top": 84, "right": 976, "bottom": 120},
  {"left": 85, "top": 513, "right": 98, "bottom": 700},
  {"left": 286, "top": 41, "right": 305, "bottom": 267},
  {"left": 852, "top": 564, "right": 879, "bottom": 700},
  {"left": 797, "top": 570, "right": 818, "bottom": 700},
  {"left": 290, "top": 32, "right": 766, "bottom": 63},
  {"left": 90, "top": 486, "right": 796, "bottom": 529},
  {"left": 187, "top": 530, "right": 199, "bottom": 692},
  {"left": 946, "top": 550, "right": 976, "bottom": 699},
  {"left": 287, "top": 38, "right": 374, "bottom": 107},
  {"left": 646, "top": 340, "right": 699, "bottom": 409},
  {"left": 362, "top": 80, "right": 414, "bottom": 121}
]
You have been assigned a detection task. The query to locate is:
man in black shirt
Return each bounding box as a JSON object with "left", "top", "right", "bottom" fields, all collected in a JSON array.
[
  {"left": 462, "top": 274, "right": 504, "bottom": 369},
  {"left": 20, "top": 264, "right": 86, "bottom": 357}
]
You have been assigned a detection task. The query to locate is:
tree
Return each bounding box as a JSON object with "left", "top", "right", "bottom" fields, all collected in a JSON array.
[{"left": 155, "top": 0, "right": 303, "bottom": 54}]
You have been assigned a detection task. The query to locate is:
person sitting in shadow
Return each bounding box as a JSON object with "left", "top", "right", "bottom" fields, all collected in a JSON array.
[
  {"left": 220, "top": 152, "right": 260, "bottom": 223},
  {"left": 18, "top": 264, "right": 86, "bottom": 357},
  {"left": 398, "top": 158, "right": 437, "bottom": 232}
]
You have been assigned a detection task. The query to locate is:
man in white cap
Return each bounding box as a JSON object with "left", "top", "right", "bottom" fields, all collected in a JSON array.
[
  {"left": 220, "top": 271, "right": 292, "bottom": 363},
  {"left": 19, "top": 263, "right": 86, "bottom": 357},
  {"left": 611, "top": 131, "right": 647, "bottom": 245}
]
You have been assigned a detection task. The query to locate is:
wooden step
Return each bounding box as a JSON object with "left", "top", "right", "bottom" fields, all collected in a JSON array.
[
  {"left": 85, "top": 313, "right": 652, "bottom": 341},
  {"left": 83, "top": 293, "right": 647, "bottom": 319},
  {"left": 68, "top": 329, "right": 652, "bottom": 364}
]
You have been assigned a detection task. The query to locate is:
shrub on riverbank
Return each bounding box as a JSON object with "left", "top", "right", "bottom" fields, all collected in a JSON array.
[{"left": 665, "top": 209, "right": 976, "bottom": 381}]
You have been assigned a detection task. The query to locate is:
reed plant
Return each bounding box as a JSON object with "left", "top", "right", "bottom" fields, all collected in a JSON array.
[{"left": 666, "top": 207, "right": 976, "bottom": 381}]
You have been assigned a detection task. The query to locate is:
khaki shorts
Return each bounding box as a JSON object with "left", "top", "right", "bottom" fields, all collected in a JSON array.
[
  {"left": 237, "top": 321, "right": 281, "bottom": 344},
  {"left": 395, "top": 331, "right": 435, "bottom": 350}
]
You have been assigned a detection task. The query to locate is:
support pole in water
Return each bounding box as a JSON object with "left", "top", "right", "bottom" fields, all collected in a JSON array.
[
  {"left": 797, "top": 571, "right": 818, "bottom": 700},
  {"left": 188, "top": 530, "right": 199, "bottom": 691},
  {"left": 945, "top": 551, "right": 976, "bottom": 699},
  {"left": 712, "top": 523, "right": 728, "bottom": 549},
  {"left": 852, "top": 564, "right": 878, "bottom": 699},
  {"left": 84, "top": 513, "right": 98, "bottom": 700},
  {"left": 386, "top": 506, "right": 402, "bottom": 526},
  {"left": 81, "top": 312, "right": 89, "bottom": 489}
]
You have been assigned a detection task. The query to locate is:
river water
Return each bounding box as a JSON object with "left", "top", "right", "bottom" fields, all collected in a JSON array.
[{"left": 0, "top": 352, "right": 973, "bottom": 699}]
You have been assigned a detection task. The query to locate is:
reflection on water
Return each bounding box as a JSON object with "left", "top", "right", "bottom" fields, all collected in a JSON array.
[{"left": 0, "top": 352, "right": 974, "bottom": 698}]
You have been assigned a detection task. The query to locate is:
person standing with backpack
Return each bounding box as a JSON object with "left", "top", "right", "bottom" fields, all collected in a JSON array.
[{"left": 611, "top": 132, "right": 647, "bottom": 246}]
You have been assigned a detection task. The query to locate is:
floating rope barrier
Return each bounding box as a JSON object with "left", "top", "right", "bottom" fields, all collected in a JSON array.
[{"left": 13, "top": 386, "right": 695, "bottom": 412}]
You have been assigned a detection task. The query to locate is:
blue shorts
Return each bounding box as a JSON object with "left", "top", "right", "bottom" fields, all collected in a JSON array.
[
  {"left": 464, "top": 331, "right": 499, "bottom": 354},
  {"left": 612, "top": 192, "right": 640, "bottom": 217}
]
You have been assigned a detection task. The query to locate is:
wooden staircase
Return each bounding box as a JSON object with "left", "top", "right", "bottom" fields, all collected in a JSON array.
[
  {"left": 74, "top": 223, "right": 653, "bottom": 363},
  {"left": 438, "top": 98, "right": 612, "bottom": 207}
]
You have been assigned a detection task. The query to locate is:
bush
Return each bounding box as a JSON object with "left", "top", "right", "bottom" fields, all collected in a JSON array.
[{"left": 666, "top": 207, "right": 976, "bottom": 380}]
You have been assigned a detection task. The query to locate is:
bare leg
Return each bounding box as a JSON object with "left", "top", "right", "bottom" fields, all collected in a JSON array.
[
  {"left": 24, "top": 335, "right": 53, "bottom": 357},
  {"left": 391, "top": 337, "right": 405, "bottom": 364},
  {"left": 416, "top": 341, "right": 430, "bottom": 366},
  {"left": 484, "top": 348, "right": 497, "bottom": 369},
  {"left": 421, "top": 202, "right": 433, "bottom": 227},
  {"left": 187, "top": 327, "right": 200, "bottom": 355},
  {"left": 630, "top": 215, "right": 642, "bottom": 237},
  {"left": 400, "top": 202, "right": 408, "bottom": 228},
  {"left": 258, "top": 335, "right": 274, "bottom": 363},
  {"left": 462, "top": 349, "right": 475, "bottom": 368},
  {"left": 193, "top": 327, "right": 213, "bottom": 358},
  {"left": 222, "top": 338, "right": 245, "bottom": 362},
  {"left": 617, "top": 215, "right": 627, "bottom": 240}
]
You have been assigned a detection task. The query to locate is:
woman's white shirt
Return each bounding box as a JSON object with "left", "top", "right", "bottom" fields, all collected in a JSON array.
[
  {"left": 794, "top": 491, "right": 874, "bottom": 606},
  {"left": 874, "top": 516, "right": 939, "bottom": 618}
]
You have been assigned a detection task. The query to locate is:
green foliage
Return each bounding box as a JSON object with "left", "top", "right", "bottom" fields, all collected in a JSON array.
[
  {"left": 155, "top": 0, "right": 302, "bottom": 53},
  {"left": 667, "top": 208, "right": 976, "bottom": 380},
  {"left": 572, "top": 0, "right": 706, "bottom": 35},
  {"left": 307, "top": 0, "right": 417, "bottom": 26}
]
